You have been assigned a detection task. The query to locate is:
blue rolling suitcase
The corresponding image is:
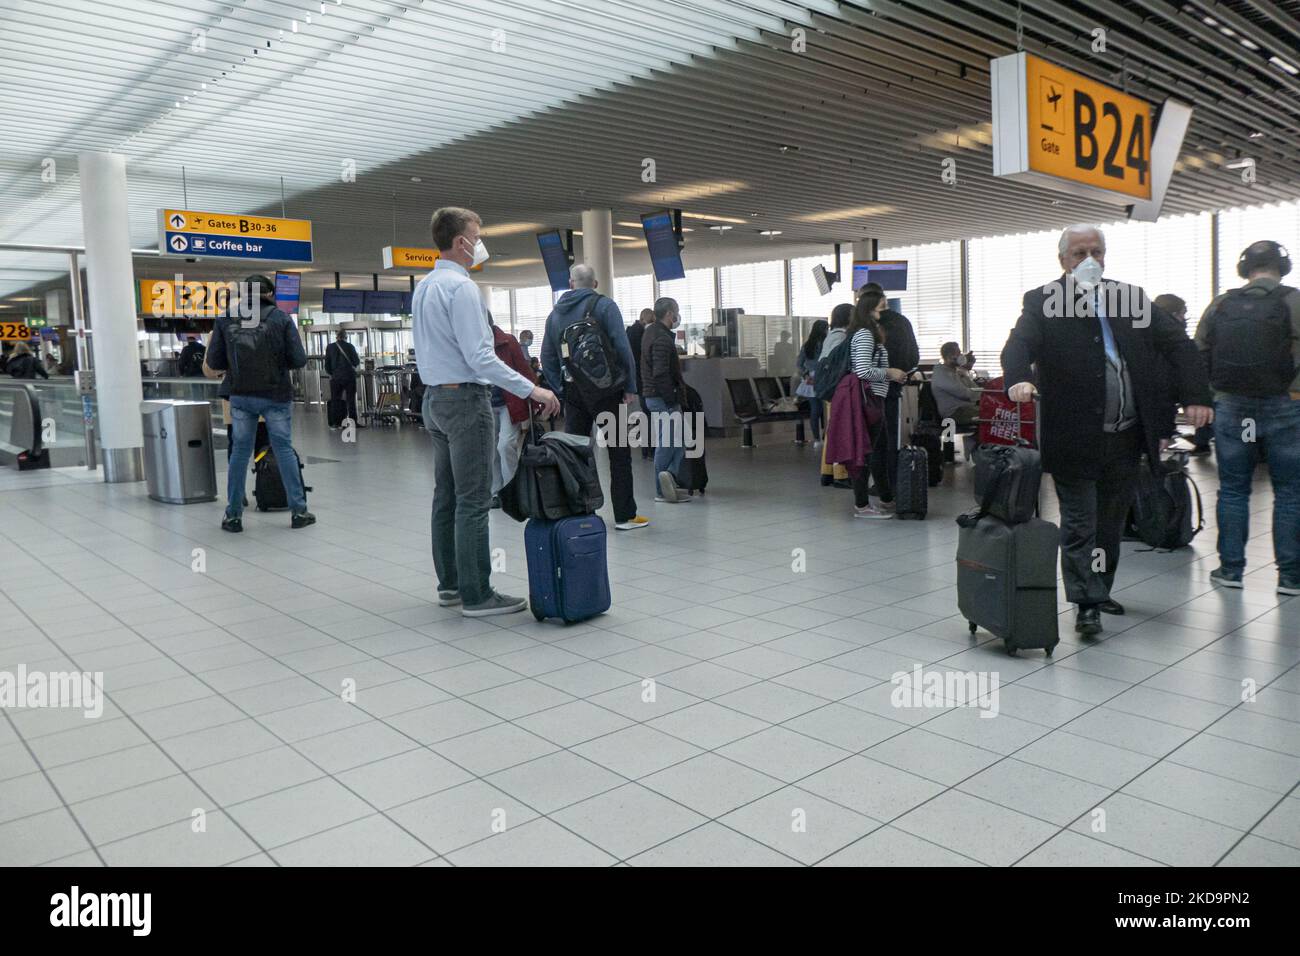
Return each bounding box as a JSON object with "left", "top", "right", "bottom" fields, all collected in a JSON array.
[{"left": 525, "top": 515, "right": 611, "bottom": 623}]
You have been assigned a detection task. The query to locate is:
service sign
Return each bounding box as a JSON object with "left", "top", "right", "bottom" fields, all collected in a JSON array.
[
  {"left": 383, "top": 246, "right": 440, "bottom": 269},
  {"left": 159, "top": 209, "right": 313, "bottom": 262},
  {"left": 992, "top": 52, "right": 1153, "bottom": 204}
]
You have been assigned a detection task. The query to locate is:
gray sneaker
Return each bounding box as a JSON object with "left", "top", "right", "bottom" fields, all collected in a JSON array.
[
  {"left": 437, "top": 590, "right": 461, "bottom": 607},
  {"left": 657, "top": 470, "right": 681, "bottom": 503},
  {"left": 462, "top": 591, "right": 528, "bottom": 617}
]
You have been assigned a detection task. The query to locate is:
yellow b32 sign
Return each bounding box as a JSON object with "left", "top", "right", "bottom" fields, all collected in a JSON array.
[{"left": 992, "top": 52, "right": 1153, "bottom": 203}]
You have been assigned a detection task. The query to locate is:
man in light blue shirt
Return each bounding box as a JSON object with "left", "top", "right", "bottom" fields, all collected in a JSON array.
[{"left": 412, "top": 206, "right": 559, "bottom": 617}]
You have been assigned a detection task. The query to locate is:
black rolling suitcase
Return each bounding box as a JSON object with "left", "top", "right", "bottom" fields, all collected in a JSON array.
[
  {"left": 679, "top": 385, "right": 708, "bottom": 494},
  {"left": 911, "top": 421, "right": 944, "bottom": 487},
  {"left": 327, "top": 398, "right": 347, "bottom": 428},
  {"left": 956, "top": 396, "right": 1058, "bottom": 655},
  {"left": 253, "top": 446, "right": 311, "bottom": 511},
  {"left": 894, "top": 385, "right": 928, "bottom": 520}
]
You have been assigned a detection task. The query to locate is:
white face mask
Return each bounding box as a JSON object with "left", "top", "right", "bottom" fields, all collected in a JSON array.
[
  {"left": 465, "top": 237, "right": 489, "bottom": 267},
  {"left": 1072, "top": 255, "right": 1103, "bottom": 291}
]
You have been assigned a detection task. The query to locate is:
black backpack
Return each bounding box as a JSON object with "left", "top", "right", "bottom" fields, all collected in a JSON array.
[
  {"left": 560, "top": 296, "right": 625, "bottom": 405},
  {"left": 1129, "top": 454, "right": 1202, "bottom": 550},
  {"left": 224, "top": 313, "right": 282, "bottom": 394},
  {"left": 811, "top": 339, "right": 852, "bottom": 403},
  {"left": 1207, "top": 285, "right": 1296, "bottom": 397}
]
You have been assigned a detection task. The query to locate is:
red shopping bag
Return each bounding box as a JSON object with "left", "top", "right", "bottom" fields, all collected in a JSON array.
[{"left": 978, "top": 377, "right": 1037, "bottom": 447}]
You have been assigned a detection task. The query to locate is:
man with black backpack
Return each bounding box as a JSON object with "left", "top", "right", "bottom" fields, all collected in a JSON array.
[
  {"left": 1195, "top": 240, "right": 1300, "bottom": 596},
  {"left": 324, "top": 329, "right": 361, "bottom": 427},
  {"left": 206, "top": 274, "right": 314, "bottom": 533},
  {"left": 541, "top": 263, "right": 649, "bottom": 531}
]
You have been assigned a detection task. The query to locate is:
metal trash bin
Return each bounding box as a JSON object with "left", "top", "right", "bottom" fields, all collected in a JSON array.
[{"left": 140, "top": 400, "right": 217, "bottom": 504}]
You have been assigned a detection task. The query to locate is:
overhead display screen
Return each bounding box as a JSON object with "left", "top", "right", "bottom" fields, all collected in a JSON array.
[
  {"left": 537, "top": 230, "right": 571, "bottom": 292},
  {"left": 640, "top": 210, "right": 686, "bottom": 282}
]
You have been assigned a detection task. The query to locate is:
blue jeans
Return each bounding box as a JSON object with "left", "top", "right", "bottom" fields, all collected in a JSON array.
[
  {"left": 424, "top": 384, "right": 496, "bottom": 606},
  {"left": 1213, "top": 394, "right": 1300, "bottom": 578},
  {"left": 226, "top": 397, "right": 306, "bottom": 517},
  {"left": 644, "top": 397, "right": 685, "bottom": 483}
]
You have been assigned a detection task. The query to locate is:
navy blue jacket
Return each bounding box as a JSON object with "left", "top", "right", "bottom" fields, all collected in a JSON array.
[{"left": 541, "top": 288, "right": 637, "bottom": 399}]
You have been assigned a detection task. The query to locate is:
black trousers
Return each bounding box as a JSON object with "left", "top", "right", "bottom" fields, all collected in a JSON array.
[
  {"left": 1052, "top": 427, "right": 1142, "bottom": 607},
  {"left": 869, "top": 387, "right": 901, "bottom": 502},
  {"left": 330, "top": 377, "right": 358, "bottom": 422},
  {"left": 565, "top": 393, "right": 637, "bottom": 523}
]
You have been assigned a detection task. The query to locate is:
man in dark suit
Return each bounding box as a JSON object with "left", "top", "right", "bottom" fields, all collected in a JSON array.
[{"left": 1002, "top": 225, "right": 1213, "bottom": 636}]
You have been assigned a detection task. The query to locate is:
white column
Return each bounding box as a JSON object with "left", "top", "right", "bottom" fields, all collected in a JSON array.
[
  {"left": 580, "top": 208, "right": 615, "bottom": 297},
  {"left": 78, "top": 151, "right": 144, "bottom": 482},
  {"left": 479, "top": 282, "right": 494, "bottom": 315}
]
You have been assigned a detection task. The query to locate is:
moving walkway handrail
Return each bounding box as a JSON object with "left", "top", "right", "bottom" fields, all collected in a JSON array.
[{"left": 0, "top": 381, "right": 44, "bottom": 460}]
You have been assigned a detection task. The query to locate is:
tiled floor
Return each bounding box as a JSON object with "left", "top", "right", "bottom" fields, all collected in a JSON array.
[{"left": 2, "top": 410, "right": 1297, "bottom": 866}]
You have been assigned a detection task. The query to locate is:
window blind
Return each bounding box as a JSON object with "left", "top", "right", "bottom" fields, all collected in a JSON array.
[
  {"left": 719, "top": 259, "right": 786, "bottom": 315},
  {"left": 880, "top": 241, "right": 963, "bottom": 364},
  {"left": 657, "top": 267, "right": 717, "bottom": 326}
]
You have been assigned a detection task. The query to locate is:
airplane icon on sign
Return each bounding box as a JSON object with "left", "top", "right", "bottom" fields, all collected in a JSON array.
[{"left": 1047, "top": 87, "right": 1061, "bottom": 108}]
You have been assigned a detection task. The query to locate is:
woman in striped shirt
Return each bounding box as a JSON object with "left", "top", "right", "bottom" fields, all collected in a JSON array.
[{"left": 850, "top": 290, "right": 908, "bottom": 518}]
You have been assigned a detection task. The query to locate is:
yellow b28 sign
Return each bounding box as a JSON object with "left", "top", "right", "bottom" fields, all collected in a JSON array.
[
  {"left": 992, "top": 52, "right": 1153, "bottom": 203},
  {"left": 0, "top": 321, "right": 37, "bottom": 341}
]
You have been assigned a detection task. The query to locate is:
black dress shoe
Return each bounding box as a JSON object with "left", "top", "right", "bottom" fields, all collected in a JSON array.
[
  {"left": 221, "top": 516, "right": 243, "bottom": 533},
  {"left": 1098, "top": 599, "right": 1125, "bottom": 615},
  {"left": 1075, "top": 606, "right": 1103, "bottom": 636},
  {"left": 820, "top": 475, "right": 833, "bottom": 487},
  {"left": 832, "top": 479, "right": 852, "bottom": 489}
]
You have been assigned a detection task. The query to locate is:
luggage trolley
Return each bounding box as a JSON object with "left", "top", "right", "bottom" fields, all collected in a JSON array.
[{"left": 366, "top": 368, "right": 406, "bottom": 427}]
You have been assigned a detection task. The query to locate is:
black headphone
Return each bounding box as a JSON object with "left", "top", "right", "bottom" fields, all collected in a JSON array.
[{"left": 1236, "top": 240, "right": 1292, "bottom": 279}]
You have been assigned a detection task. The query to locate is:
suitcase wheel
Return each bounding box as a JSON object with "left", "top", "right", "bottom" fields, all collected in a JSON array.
[
  {"left": 530, "top": 601, "right": 544, "bottom": 622},
  {"left": 1006, "top": 643, "right": 1017, "bottom": 657},
  {"left": 1045, "top": 641, "right": 1056, "bottom": 658},
  {"left": 968, "top": 620, "right": 977, "bottom": 634}
]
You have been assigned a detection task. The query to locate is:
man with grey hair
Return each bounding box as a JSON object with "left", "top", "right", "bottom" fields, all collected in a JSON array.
[
  {"left": 541, "top": 262, "right": 648, "bottom": 530},
  {"left": 412, "top": 206, "right": 560, "bottom": 617},
  {"left": 1002, "top": 224, "right": 1212, "bottom": 637}
]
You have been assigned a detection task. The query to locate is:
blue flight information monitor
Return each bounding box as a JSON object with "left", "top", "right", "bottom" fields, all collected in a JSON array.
[
  {"left": 537, "top": 230, "right": 571, "bottom": 291},
  {"left": 852, "top": 260, "right": 908, "bottom": 292},
  {"left": 274, "top": 271, "right": 301, "bottom": 314},
  {"left": 322, "top": 289, "right": 365, "bottom": 313},
  {"left": 641, "top": 211, "right": 686, "bottom": 281}
]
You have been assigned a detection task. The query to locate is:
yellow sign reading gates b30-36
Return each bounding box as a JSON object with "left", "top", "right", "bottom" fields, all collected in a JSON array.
[
  {"left": 160, "top": 209, "right": 313, "bottom": 243},
  {"left": 1025, "top": 54, "right": 1152, "bottom": 202}
]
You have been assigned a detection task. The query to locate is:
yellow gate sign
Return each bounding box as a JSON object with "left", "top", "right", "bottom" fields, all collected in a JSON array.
[
  {"left": 383, "top": 246, "right": 440, "bottom": 269},
  {"left": 992, "top": 52, "right": 1153, "bottom": 204},
  {"left": 0, "top": 321, "right": 37, "bottom": 341}
]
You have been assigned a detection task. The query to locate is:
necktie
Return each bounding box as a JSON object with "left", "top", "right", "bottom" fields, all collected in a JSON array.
[{"left": 1095, "top": 292, "right": 1120, "bottom": 366}]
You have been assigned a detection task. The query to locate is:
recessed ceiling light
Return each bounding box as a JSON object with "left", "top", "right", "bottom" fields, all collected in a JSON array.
[
  {"left": 681, "top": 211, "right": 748, "bottom": 225},
  {"left": 410, "top": 176, "right": 421, "bottom": 182},
  {"left": 759, "top": 229, "right": 782, "bottom": 236},
  {"left": 1249, "top": 131, "right": 1264, "bottom": 138},
  {"left": 709, "top": 225, "right": 732, "bottom": 232}
]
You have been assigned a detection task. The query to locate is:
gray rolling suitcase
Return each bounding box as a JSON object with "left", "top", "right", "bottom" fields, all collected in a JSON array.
[
  {"left": 956, "top": 515, "right": 1060, "bottom": 655},
  {"left": 957, "top": 393, "right": 1058, "bottom": 656}
]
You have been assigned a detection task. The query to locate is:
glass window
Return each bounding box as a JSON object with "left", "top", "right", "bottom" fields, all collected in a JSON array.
[
  {"left": 1215, "top": 199, "right": 1300, "bottom": 312},
  {"left": 612, "top": 274, "right": 655, "bottom": 325},
  {"left": 489, "top": 287, "right": 513, "bottom": 333},
  {"left": 1099, "top": 212, "right": 1213, "bottom": 323},
  {"left": 880, "top": 241, "right": 963, "bottom": 365},
  {"left": 966, "top": 228, "right": 1059, "bottom": 377},
  {"left": 657, "top": 267, "right": 717, "bottom": 326},
  {"left": 513, "top": 285, "right": 556, "bottom": 347},
  {"left": 719, "top": 259, "right": 786, "bottom": 315},
  {"left": 789, "top": 250, "right": 854, "bottom": 318}
]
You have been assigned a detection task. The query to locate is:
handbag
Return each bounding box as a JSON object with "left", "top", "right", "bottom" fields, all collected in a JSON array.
[{"left": 795, "top": 379, "right": 816, "bottom": 399}]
